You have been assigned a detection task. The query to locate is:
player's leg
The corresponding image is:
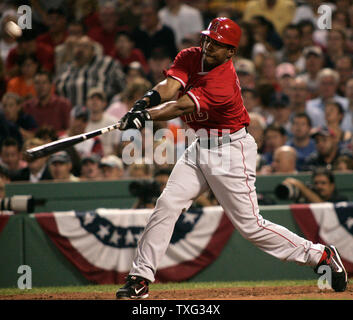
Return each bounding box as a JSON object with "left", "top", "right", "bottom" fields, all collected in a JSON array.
[
  {"left": 117, "top": 141, "right": 209, "bottom": 299},
  {"left": 201, "top": 129, "right": 324, "bottom": 266}
]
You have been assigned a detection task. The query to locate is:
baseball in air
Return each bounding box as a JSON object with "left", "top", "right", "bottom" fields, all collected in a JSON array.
[{"left": 4, "top": 21, "right": 22, "bottom": 39}]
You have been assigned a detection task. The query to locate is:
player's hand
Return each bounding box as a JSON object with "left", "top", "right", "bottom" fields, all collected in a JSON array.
[
  {"left": 119, "top": 110, "right": 152, "bottom": 131},
  {"left": 130, "top": 99, "right": 147, "bottom": 112}
]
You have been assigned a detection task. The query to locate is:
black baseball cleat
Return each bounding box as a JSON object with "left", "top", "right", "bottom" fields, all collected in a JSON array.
[
  {"left": 116, "top": 275, "right": 149, "bottom": 299},
  {"left": 315, "top": 245, "right": 348, "bottom": 292}
]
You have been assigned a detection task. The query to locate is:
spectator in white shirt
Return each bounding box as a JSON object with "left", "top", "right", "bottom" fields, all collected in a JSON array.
[
  {"left": 85, "top": 88, "right": 120, "bottom": 156},
  {"left": 306, "top": 68, "right": 351, "bottom": 131},
  {"left": 158, "top": 0, "right": 204, "bottom": 47}
]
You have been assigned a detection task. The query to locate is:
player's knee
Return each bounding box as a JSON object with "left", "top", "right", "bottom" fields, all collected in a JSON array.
[{"left": 155, "top": 192, "right": 190, "bottom": 217}]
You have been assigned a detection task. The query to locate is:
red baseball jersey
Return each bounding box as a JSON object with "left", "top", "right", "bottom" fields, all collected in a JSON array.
[{"left": 166, "top": 47, "right": 250, "bottom": 135}]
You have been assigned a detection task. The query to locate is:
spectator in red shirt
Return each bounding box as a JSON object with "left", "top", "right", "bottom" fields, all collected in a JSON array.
[
  {"left": 23, "top": 71, "right": 71, "bottom": 135},
  {"left": 5, "top": 29, "right": 54, "bottom": 79},
  {"left": 6, "top": 53, "right": 39, "bottom": 101},
  {"left": 36, "top": 8, "right": 68, "bottom": 51},
  {"left": 110, "top": 31, "right": 149, "bottom": 74},
  {"left": 87, "top": 1, "right": 129, "bottom": 56}
]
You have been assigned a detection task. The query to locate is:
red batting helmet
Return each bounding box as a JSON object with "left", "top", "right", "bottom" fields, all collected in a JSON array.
[{"left": 201, "top": 17, "right": 242, "bottom": 48}]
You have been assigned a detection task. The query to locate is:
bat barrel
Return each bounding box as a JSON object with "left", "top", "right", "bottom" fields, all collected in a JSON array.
[{"left": 24, "top": 122, "right": 121, "bottom": 161}]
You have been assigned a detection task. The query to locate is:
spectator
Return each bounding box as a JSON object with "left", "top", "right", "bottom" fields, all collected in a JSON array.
[
  {"left": 271, "top": 145, "right": 298, "bottom": 174},
  {"left": 268, "top": 93, "right": 292, "bottom": 135},
  {"left": 249, "top": 15, "right": 283, "bottom": 52},
  {"left": 275, "top": 62, "right": 296, "bottom": 97},
  {"left": 292, "top": 1, "right": 333, "bottom": 47},
  {"left": 299, "top": 46, "right": 325, "bottom": 97},
  {"left": 332, "top": 9, "right": 350, "bottom": 30},
  {"left": 276, "top": 24, "right": 305, "bottom": 73},
  {"left": 306, "top": 68, "right": 351, "bottom": 131},
  {"left": 132, "top": 2, "right": 178, "bottom": 60},
  {"left": 23, "top": 71, "right": 72, "bottom": 134},
  {"left": 110, "top": 31, "right": 149, "bottom": 74},
  {"left": 304, "top": 126, "right": 352, "bottom": 171},
  {"left": 324, "top": 100, "right": 352, "bottom": 148},
  {"left": 287, "top": 77, "right": 320, "bottom": 126},
  {"left": 36, "top": 126, "right": 82, "bottom": 178},
  {"left": 324, "top": 29, "right": 347, "bottom": 68},
  {"left": 258, "top": 54, "right": 279, "bottom": 89},
  {"left": 241, "top": 88, "right": 263, "bottom": 114},
  {"left": 297, "top": 19, "right": 316, "bottom": 48},
  {"left": 158, "top": 0, "right": 204, "bottom": 47},
  {"left": 234, "top": 59, "right": 256, "bottom": 90},
  {"left": 261, "top": 124, "right": 288, "bottom": 165},
  {"left": 55, "top": 35, "right": 125, "bottom": 106},
  {"left": 99, "top": 155, "right": 124, "bottom": 180},
  {"left": 125, "top": 61, "right": 147, "bottom": 86},
  {"left": 281, "top": 168, "right": 348, "bottom": 203},
  {"left": 0, "top": 9, "right": 18, "bottom": 65},
  {"left": 237, "top": 22, "right": 256, "bottom": 61},
  {"left": 36, "top": 8, "right": 68, "bottom": 51},
  {"left": 65, "top": 107, "right": 102, "bottom": 158},
  {"left": 0, "top": 137, "right": 27, "bottom": 172},
  {"left": 106, "top": 78, "right": 152, "bottom": 120},
  {"left": 85, "top": 88, "right": 120, "bottom": 156},
  {"left": 1, "top": 92, "right": 37, "bottom": 141},
  {"left": 80, "top": 154, "right": 102, "bottom": 181},
  {"left": 87, "top": 1, "right": 129, "bottom": 56},
  {"left": 6, "top": 54, "right": 39, "bottom": 100},
  {"left": 5, "top": 29, "right": 54, "bottom": 79},
  {"left": 11, "top": 138, "right": 52, "bottom": 182},
  {"left": 128, "top": 162, "right": 153, "bottom": 179},
  {"left": 335, "top": 55, "right": 353, "bottom": 97},
  {"left": 286, "top": 112, "right": 316, "bottom": 171},
  {"left": 54, "top": 21, "right": 103, "bottom": 73},
  {"left": 48, "top": 151, "right": 80, "bottom": 182},
  {"left": 333, "top": 155, "right": 353, "bottom": 172},
  {"left": 147, "top": 48, "right": 173, "bottom": 86},
  {"left": 243, "top": 0, "right": 296, "bottom": 36}
]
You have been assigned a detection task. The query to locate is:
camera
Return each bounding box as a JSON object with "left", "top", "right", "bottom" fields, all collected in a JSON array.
[
  {"left": 274, "top": 183, "right": 301, "bottom": 201},
  {"left": 0, "top": 195, "right": 46, "bottom": 213},
  {"left": 129, "top": 180, "right": 162, "bottom": 204}
]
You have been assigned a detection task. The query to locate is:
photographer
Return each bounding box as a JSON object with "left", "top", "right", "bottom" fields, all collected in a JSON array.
[
  {"left": 277, "top": 168, "right": 348, "bottom": 203},
  {"left": 130, "top": 168, "right": 171, "bottom": 209}
]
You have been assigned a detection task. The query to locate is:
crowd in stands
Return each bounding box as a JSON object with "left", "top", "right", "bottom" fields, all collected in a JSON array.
[{"left": 1, "top": 0, "right": 353, "bottom": 206}]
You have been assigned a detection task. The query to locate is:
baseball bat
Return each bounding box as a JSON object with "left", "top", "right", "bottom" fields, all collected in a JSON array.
[{"left": 24, "top": 121, "right": 121, "bottom": 161}]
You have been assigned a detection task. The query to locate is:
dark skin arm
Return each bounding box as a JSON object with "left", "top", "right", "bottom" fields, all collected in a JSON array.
[{"left": 142, "top": 77, "right": 196, "bottom": 121}]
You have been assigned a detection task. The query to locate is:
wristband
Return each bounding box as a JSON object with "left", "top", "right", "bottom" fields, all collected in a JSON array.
[{"left": 143, "top": 90, "right": 161, "bottom": 107}]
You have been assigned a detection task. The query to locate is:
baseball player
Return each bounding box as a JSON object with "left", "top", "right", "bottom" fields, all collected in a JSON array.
[{"left": 116, "top": 18, "right": 347, "bottom": 299}]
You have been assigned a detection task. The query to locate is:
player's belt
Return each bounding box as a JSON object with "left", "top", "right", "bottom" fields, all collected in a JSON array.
[{"left": 197, "top": 127, "right": 248, "bottom": 149}]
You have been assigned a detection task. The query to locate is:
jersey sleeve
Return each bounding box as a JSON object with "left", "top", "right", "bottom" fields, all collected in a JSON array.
[
  {"left": 165, "top": 49, "right": 193, "bottom": 89},
  {"left": 187, "top": 79, "right": 235, "bottom": 113}
]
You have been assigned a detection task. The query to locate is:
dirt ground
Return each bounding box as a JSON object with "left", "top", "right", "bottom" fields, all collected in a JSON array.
[{"left": 1, "top": 284, "right": 352, "bottom": 300}]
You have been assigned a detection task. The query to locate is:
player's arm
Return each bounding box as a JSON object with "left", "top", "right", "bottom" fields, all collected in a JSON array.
[
  {"left": 131, "top": 77, "right": 182, "bottom": 111},
  {"left": 119, "top": 94, "right": 195, "bottom": 130},
  {"left": 148, "top": 94, "right": 195, "bottom": 121}
]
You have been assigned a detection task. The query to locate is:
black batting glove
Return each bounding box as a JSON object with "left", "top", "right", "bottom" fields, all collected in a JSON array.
[
  {"left": 119, "top": 110, "right": 152, "bottom": 131},
  {"left": 130, "top": 99, "right": 148, "bottom": 112}
]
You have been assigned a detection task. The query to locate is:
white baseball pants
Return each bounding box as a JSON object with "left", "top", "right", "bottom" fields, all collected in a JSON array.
[{"left": 130, "top": 127, "right": 325, "bottom": 282}]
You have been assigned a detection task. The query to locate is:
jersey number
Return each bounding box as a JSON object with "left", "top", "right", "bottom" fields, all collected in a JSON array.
[{"left": 184, "top": 111, "right": 209, "bottom": 123}]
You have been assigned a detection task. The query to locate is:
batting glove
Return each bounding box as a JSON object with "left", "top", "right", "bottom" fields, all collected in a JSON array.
[
  {"left": 119, "top": 110, "right": 152, "bottom": 131},
  {"left": 130, "top": 99, "right": 147, "bottom": 112}
]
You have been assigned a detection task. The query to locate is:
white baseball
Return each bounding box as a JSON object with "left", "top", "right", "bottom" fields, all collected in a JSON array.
[{"left": 4, "top": 21, "right": 22, "bottom": 38}]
